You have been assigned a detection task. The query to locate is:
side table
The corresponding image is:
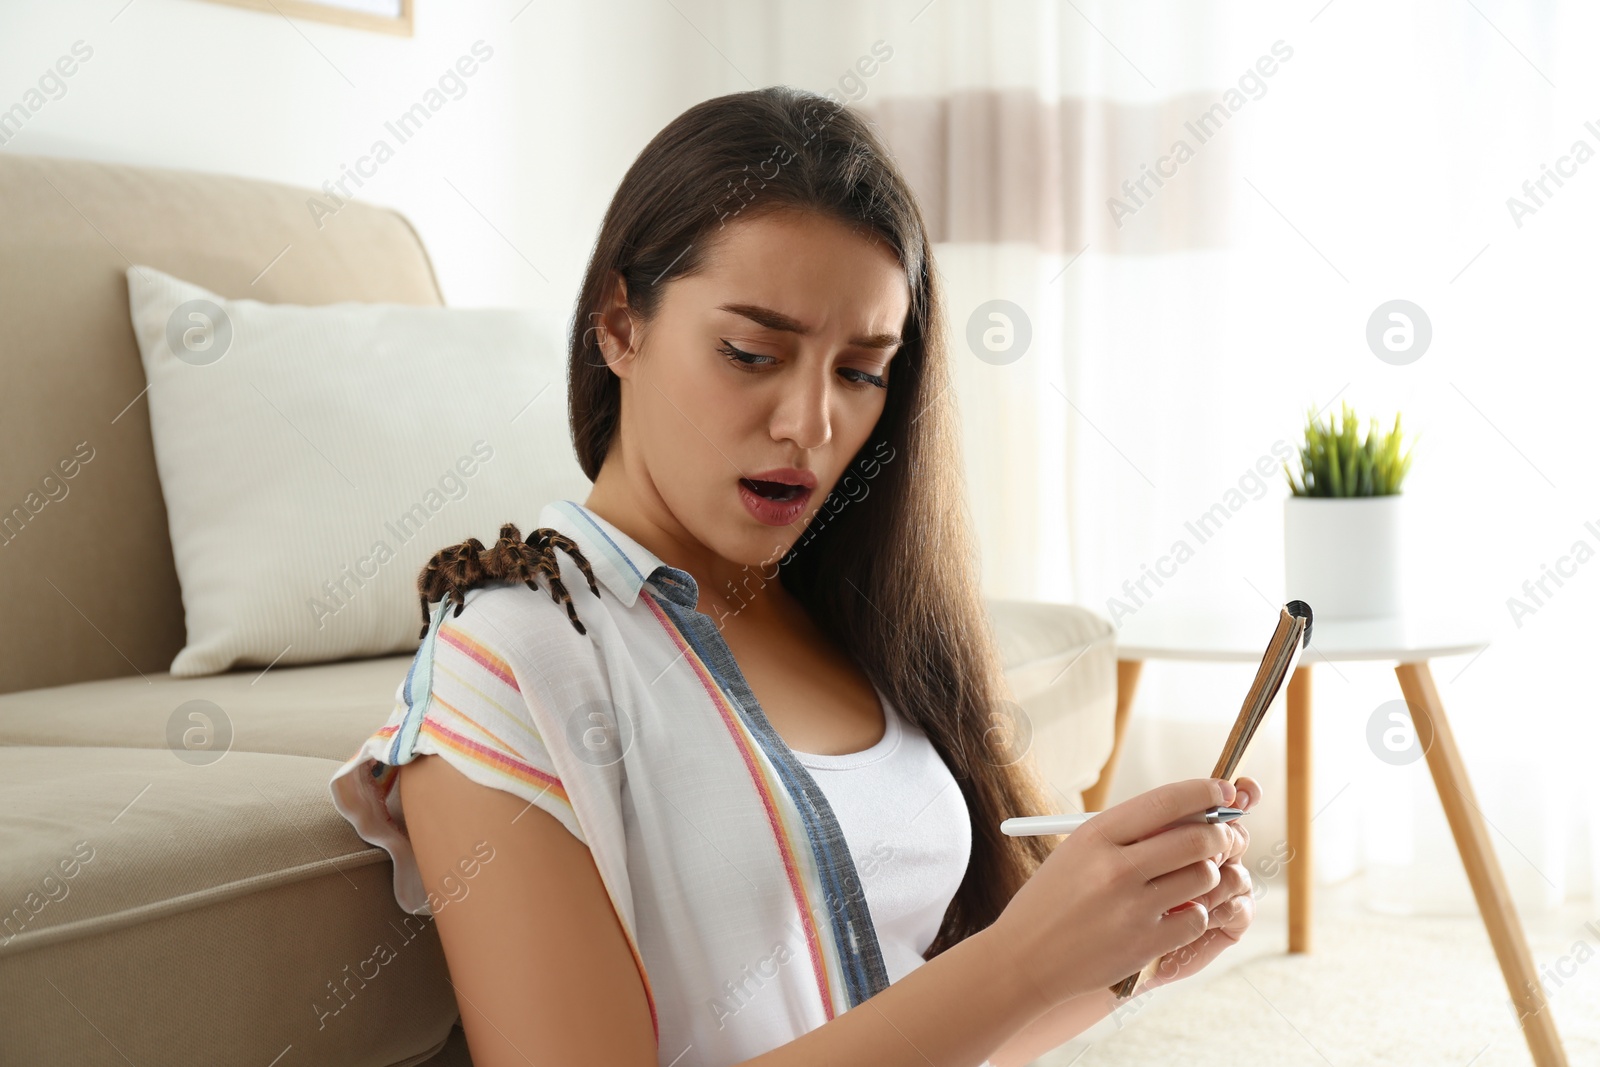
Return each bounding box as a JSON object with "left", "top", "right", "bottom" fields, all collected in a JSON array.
[{"left": 1082, "top": 607, "right": 1567, "bottom": 1067}]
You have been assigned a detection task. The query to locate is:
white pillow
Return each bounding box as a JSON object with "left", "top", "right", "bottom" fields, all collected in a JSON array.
[{"left": 125, "top": 265, "right": 592, "bottom": 677}]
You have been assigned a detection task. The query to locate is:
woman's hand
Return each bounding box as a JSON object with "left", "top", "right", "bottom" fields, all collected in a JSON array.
[
  {"left": 1135, "top": 775, "right": 1262, "bottom": 994},
  {"left": 985, "top": 777, "right": 1243, "bottom": 1010}
]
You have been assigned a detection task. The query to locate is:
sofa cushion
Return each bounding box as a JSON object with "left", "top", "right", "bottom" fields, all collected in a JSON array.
[
  {"left": 123, "top": 265, "right": 592, "bottom": 679},
  {"left": 0, "top": 744, "right": 459, "bottom": 1066},
  {"left": 0, "top": 653, "right": 415, "bottom": 760},
  {"left": 0, "top": 152, "right": 448, "bottom": 697}
]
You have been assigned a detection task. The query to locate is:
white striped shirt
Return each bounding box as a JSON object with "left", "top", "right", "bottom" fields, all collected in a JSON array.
[{"left": 329, "top": 498, "right": 976, "bottom": 1065}]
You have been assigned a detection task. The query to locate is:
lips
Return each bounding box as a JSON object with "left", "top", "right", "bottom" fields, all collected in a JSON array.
[
  {"left": 740, "top": 478, "right": 805, "bottom": 501},
  {"left": 739, "top": 467, "right": 817, "bottom": 501},
  {"left": 736, "top": 467, "right": 816, "bottom": 526}
]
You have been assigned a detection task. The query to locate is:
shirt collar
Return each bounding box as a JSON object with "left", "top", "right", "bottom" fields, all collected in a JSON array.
[{"left": 536, "top": 499, "right": 700, "bottom": 610}]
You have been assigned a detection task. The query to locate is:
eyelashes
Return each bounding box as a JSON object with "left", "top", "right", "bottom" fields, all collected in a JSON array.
[
  {"left": 716, "top": 339, "right": 766, "bottom": 368},
  {"left": 716, "top": 340, "right": 886, "bottom": 390}
]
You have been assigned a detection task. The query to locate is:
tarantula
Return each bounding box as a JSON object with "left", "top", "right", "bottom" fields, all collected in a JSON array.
[{"left": 416, "top": 523, "right": 600, "bottom": 638}]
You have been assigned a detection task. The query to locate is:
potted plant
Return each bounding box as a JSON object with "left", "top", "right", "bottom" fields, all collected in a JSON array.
[{"left": 1282, "top": 401, "right": 1418, "bottom": 620}]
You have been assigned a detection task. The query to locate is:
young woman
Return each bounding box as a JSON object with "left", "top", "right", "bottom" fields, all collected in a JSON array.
[{"left": 329, "top": 85, "right": 1260, "bottom": 1067}]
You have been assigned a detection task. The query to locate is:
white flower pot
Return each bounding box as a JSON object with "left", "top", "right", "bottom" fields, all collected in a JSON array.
[{"left": 1284, "top": 495, "right": 1404, "bottom": 620}]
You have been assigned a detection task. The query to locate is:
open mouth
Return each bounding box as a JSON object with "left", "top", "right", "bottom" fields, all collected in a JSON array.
[{"left": 739, "top": 477, "right": 807, "bottom": 502}]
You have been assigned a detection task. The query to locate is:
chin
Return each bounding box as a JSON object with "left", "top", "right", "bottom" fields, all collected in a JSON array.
[{"left": 731, "top": 529, "right": 798, "bottom": 573}]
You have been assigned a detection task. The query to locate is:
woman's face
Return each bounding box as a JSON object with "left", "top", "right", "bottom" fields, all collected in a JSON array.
[{"left": 593, "top": 208, "right": 910, "bottom": 593}]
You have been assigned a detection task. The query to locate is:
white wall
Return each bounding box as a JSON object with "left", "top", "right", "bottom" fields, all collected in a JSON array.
[{"left": 0, "top": 0, "right": 735, "bottom": 319}]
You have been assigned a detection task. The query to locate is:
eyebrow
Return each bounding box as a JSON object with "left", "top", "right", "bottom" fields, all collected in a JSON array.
[{"left": 715, "top": 302, "right": 903, "bottom": 352}]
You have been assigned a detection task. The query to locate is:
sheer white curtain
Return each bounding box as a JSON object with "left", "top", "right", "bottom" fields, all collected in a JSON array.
[
  {"left": 747, "top": 0, "right": 1251, "bottom": 602},
  {"left": 716, "top": 0, "right": 1598, "bottom": 915},
  {"left": 1059, "top": 0, "right": 1600, "bottom": 921}
]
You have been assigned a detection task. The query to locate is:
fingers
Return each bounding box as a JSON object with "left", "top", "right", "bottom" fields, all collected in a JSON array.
[
  {"left": 1095, "top": 778, "right": 1234, "bottom": 847},
  {"left": 1142, "top": 868, "right": 1258, "bottom": 991},
  {"left": 1147, "top": 923, "right": 1233, "bottom": 990},
  {"left": 1150, "top": 898, "right": 1212, "bottom": 959},
  {"left": 1143, "top": 856, "right": 1223, "bottom": 913},
  {"left": 1192, "top": 858, "right": 1252, "bottom": 917},
  {"left": 1214, "top": 882, "right": 1256, "bottom": 938},
  {"left": 1207, "top": 775, "right": 1259, "bottom": 865},
  {"left": 1211, "top": 820, "right": 1249, "bottom": 867},
  {"left": 1140, "top": 856, "right": 1260, "bottom": 992},
  {"left": 1204, "top": 896, "right": 1251, "bottom": 937},
  {"left": 1124, "top": 819, "right": 1233, "bottom": 880}
]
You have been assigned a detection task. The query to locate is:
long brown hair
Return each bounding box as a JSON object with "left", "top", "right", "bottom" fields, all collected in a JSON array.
[{"left": 567, "top": 85, "right": 1057, "bottom": 958}]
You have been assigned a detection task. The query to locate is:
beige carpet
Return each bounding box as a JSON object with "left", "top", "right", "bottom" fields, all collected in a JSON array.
[
  {"left": 1033, "top": 872, "right": 1600, "bottom": 1066},
  {"left": 416, "top": 874, "right": 1599, "bottom": 1065}
]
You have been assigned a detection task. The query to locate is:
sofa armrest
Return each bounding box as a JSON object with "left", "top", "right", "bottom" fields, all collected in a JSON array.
[{"left": 989, "top": 598, "right": 1117, "bottom": 805}]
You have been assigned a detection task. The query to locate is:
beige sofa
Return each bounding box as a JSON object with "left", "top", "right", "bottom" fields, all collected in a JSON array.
[{"left": 0, "top": 152, "right": 1118, "bottom": 1067}]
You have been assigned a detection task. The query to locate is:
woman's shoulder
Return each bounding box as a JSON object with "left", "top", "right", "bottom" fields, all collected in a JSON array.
[
  {"left": 433, "top": 570, "right": 607, "bottom": 667},
  {"left": 418, "top": 591, "right": 607, "bottom": 733},
  {"left": 413, "top": 518, "right": 608, "bottom": 648}
]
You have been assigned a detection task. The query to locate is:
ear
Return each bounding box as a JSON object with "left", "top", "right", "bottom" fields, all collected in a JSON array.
[{"left": 592, "top": 270, "right": 641, "bottom": 381}]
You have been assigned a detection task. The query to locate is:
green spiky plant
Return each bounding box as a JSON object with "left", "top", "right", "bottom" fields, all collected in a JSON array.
[{"left": 1283, "top": 401, "right": 1417, "bottom": 497}]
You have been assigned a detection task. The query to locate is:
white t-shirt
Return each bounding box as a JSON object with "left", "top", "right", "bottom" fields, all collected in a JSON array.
[
  {"left": 328, "top": 498, "right": 982, "bottom": 1066},
  {"left": 792, "top": 690, "right": 971, "bottom": 985}
]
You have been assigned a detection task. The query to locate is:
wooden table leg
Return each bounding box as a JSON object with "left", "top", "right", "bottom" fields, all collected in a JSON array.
[
  {"left": 1286, "top": 664, "right": 1313, "bottom": 954},
  {"left": 1082, "top": 659, "right": 1142, "bottom": 812},
  {"left": 1395, "top": 660, "right": 1568, "bottom": 1067}
]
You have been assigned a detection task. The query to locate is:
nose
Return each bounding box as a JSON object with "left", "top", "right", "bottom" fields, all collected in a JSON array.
[{"left": 768, "top": 364, "right": 833, "bottom": 451}]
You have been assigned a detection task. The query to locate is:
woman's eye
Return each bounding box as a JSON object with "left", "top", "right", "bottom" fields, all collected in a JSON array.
[
  {"left": 717, "top": 340, "right": 771, "bottom": 368},
  {"left": 717, "top": 341, "right": 886, "bottom": 390},
  {"left": 841, "top": 368, "right": 888, "bottom": 390}
]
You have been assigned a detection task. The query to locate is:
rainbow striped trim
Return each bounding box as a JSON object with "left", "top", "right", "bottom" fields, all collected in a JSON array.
[
  {"left": 369, "top": 591, "right": 659, "bottom": 1046},
  {"left": 638, "top": 591, "right": 844, "bottom": 1016}
]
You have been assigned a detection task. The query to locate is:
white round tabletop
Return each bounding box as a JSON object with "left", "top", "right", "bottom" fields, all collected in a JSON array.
[{"left": 1113, "top": 604, "right": 1490, "bottom": 664}]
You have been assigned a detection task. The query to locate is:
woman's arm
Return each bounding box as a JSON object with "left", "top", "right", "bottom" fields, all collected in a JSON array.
[
  {"left": 406, "top": 761, "right": 1253, "bottom": 1066},
  {"left": 402, "top": 753, "right": 658, "bottom": 1066},
  {"left": 403, "top": 753, "right": 1057, "bottom": 1067},
  {"left": 734, "top": 921, "right": 1051, "bottom": 1066},
  {"left": 986, "top": 987, "right": 1120, "bottom": 1067},
  {"left": 987, "top": 776, "right": 1266, "bottom": 1065}
]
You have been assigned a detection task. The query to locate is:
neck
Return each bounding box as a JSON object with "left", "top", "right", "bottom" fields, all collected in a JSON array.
[{"left": 582, "top": 461, "right": 798, "bottom": 627}]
